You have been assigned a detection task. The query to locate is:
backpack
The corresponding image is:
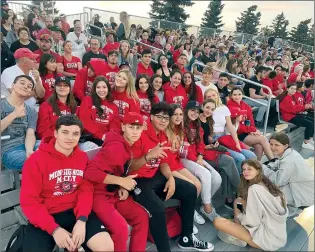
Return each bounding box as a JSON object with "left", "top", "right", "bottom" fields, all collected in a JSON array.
[{"left": 5, "top": 225, "right": 26, "bottom": 252}]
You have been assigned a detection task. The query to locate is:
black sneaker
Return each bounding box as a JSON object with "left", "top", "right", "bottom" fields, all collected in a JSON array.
[{"left": 178, "top": 234, "right": 214, "bottom": 251}]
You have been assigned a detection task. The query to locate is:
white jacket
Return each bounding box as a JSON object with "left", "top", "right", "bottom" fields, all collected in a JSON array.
[
  {"left": 262, "top": 148, "right": 314, "bottom": 209},
  {"left": 237, "top": 184, "right": 288, "bottom": 251}
]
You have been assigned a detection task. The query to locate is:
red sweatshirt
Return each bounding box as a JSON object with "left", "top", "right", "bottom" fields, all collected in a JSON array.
[
  {"left": 136, "top": 62, "right": 154, "bottom": 77},
  {"left": 172, "top": 49, "right": 181, "bottom": 63},
  {"left": 103, "top": 63, "right": 120, "bottom": 87},
  {"left": 37, "top": 100, "right": 76, "bottom": 139},
  {"left": 41, "top": 73, "right": 63, "bottom": 101},
  {"left": 294, "top": 91, "right": 306, "bottom": 106},
  {"left": 272, "top": 74, "right": 286, "bottom": 93},
  {"left": 280, "top": 95, "right": 305, "bottom": 121},
  {"left": 79, "top": 96, "right": 121, "bottom": 140},
  {"left": 163, "top": 82, "right": 188, "bottom": 108},
  {"left": 84, "top": 131, "right": 132, "bottom": 198},
  {"left": 137, "top": 90, "right": 159, "bottom": 119},
  {"left": 20, "top": 137, "right": 93, "bottom": 235},
  {"left": 137, "top": 39, "right": 151, "bottom": 54},
  {"left": 112, "top": 90, "right": 140, "bottom": 119},
  {"left": 227, "top": 99, "right": 257, "bottom": 134},
  {"left": 184, "top": 84, "right": 203, "bottom": 104},
  {"left": 262, "top": 77, "right": 274, "bottom": 95},
  {"left": 304, "top": 89, "right": 313, "bottom": 104},
  {"left": 130, "top": 121, "right": 170, "bottom": 178},
  {"left": 73, "top": 59, "right": 107, "bottom": 101},
  {"left": 102, "top": 42, "right": 120, "bottom": 56}
]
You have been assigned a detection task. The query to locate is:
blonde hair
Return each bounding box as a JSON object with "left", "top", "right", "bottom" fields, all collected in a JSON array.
[
  {"left": 116, "top": 69, "right": 139, "bottom": 101},
  {"left": 215, "top": 56, "right": 228, "bottom": 70},
  {"left": 119, "top": 40, "right": 131, "bottom": 58},
  {"left": 120, "top": 11, "right": 130, "bottom": 39},
  {"left": 204, "top": 88, "right": 222, "bottom": 107},
  {"left": 202, "top": 66, "right": 213, "bottom": 74}
]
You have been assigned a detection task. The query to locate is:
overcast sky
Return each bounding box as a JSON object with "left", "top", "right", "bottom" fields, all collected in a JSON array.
[{"left": 12, "top": 1, "right": 314, "bottom": 31}]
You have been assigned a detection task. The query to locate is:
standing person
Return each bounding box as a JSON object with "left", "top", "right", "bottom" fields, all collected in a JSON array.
[
  {"left": 213, "top": 160, "right": 288, "bottom": 251},
  {"left": 227, "top": 87, "right": 274, "bottom": 161},
  {"left": 59, "top": 14, "right": 70, "bottom": 35},
  {"left": 79, "top": 76, "right": 121, "bottom": 145},
  {"left": 116, "top": 11, "right": 130, "bottom": 41},
  {"left": 84, "top": 112, "right": 149, "bottom": 252},
  {"left": 163, "top": 69, "right": 188, "bottom": 108},
  {"left": 151, "top": 74, "right": 164, "bottom": 102},
  {"left": 112, "top": 69, "right": 140, "bottom": 119},
  {"left": 66, "top": 20, "right": 88, "bottom": 60},
  {"left": 21, "top": 115, "right": 114, "bottom": 252},
  {"left": 61, "top": 40, "right": 82, "bottom": 79},
  {"left": 129, "top": 102, "right": 214, "bottom": 252},
  {"left": 182, "top": 71, "right": 203, "bottom": 104}
]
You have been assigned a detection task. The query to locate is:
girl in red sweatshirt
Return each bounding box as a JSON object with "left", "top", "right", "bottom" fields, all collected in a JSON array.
[
  {"left": 279, "top": 83, "right": 314, "bottom": 150},
  {"left": 37, "top": 76, "right": 77, "bottom": 139},
  {"left": 182, "top": 71, "right": 203, "bottom": 104},
  {"left": 163, "top": 69, "right": 188, "bottom": 108},
  {"left": 112, "top": 69, "right": 140, "bottom": 119},
  {"left": 227, "top": 87, "right": 274, "bottom": 161},
  {"left": 38, "top": 53, "right": 63, "bottom": 101},
  {"left": 135, "top": 74, "right": 159, "bottom": 122},
  {"left": 79, "top": 76, "right": 121, "bottom": 145}
]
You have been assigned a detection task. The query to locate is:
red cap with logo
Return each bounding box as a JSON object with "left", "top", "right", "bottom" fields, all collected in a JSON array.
[
  {"left": 14, "top": 48, "right": 39, "bottom": 59},
  {"left": 229, "top": 107, "right": 247, "bottom": 119},
  {"left": 122, "top": 112, "right": 144, "bottom": 125}
]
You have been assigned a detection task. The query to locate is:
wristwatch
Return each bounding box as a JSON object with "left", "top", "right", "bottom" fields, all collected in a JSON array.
[{"left": 78, "top": 216, "right": 88, "bottom": 222}]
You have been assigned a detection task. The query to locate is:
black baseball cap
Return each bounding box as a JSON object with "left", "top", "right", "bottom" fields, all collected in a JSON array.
[
  {"left": 185, "top": 101, "right": 201, "bottom": 111},
  {"left": 119, "top": 61, "right": 130, "bottom": 68},
  {"left": 55, "top": 76, "right": 71, "bottom": 86}
]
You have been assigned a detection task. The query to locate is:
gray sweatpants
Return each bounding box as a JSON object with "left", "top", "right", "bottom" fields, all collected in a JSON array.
[{"left": 181, "top": 159, "right": 222, "bottom": 204}]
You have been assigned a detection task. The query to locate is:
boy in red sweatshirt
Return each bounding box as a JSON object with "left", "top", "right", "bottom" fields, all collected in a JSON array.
[
  {"left": 136, "top": 49, "right": 154, "bottom": 77},
  {"left": 73, "top": 58, "right": 107, "bottom": 102},
  {"left": 84, "top": 112, "right": 149, "bottom": 252},
  {"left": 21, "top": 115, "right": 113, "bottom": 252}
]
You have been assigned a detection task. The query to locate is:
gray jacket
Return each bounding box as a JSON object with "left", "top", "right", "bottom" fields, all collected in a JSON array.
[
  {"left": 262, "top": 148, "right": 314, "bottom": 209},
  {"left": 5, "top": 30, "right": 18, "bottom": 48},
  {"left": 117, "top": 52, "right": 138, "bottom": 77}
]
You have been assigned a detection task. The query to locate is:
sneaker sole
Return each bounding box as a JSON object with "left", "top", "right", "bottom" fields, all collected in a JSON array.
[
  {"left": 178, "top": 243, "right": 214, "bottom": 252},
  {"left": 217, "top": 231, "right": 247, "bottom": 247}
]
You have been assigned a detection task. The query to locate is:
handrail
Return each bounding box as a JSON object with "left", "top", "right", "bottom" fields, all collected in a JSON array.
[
  {"left": 85, "top": 23, "right": 104, "bottom": 38},
  {"left": 130, "top": 39, "right": 164, "bottom": 55},
  {"left": 191, "top": 61, "right": 273, "bottom": 136}
]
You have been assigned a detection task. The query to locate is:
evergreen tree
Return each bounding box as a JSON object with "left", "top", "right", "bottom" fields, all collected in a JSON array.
[
  {"left": 259, "top": 26, "right": 273, "bottom": 37},
  {"left": 271, "top": 12, "right": 289, "bottom": 38},
  {"left": 30, "top": 0, "right": 59, "bottom": 16},
  {"left": 289, "top": 19, "right": 312, "bottom": 45},
  {"left": 149, "top": 0, "right": 194, "bottom": 30},
  {"left": 235, "top": 5, "right": 261, "bottom": 35},
  {"left": 200, "top": 0, "right": 225, "bottom": 37}
]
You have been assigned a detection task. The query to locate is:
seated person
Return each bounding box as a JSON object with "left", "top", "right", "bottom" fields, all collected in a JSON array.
[
  {"left": 272, "top": 65, "right": 286, "bottom": 95},
  {"left": 128, "top": 102, "right": 214, "bottom": 252},
  {"left": 82, "top": 38, "right": 107, "bottom": 67},
  {"left": 73, "top": 58, "right": 107, "bottom": 103},
  {"left": 103, "top": 50, "right": 120, "bottom": 87},
  {"left": 79, "top": 76, "right": 121, "bottom": 145},
  {"left": 62, "top": 40, "right": 82, "bottom": 79},
  {"left": 136, "top": 49, "right": 154, "bottom": 78},
  {"left": 102, "top": 31, "right": 120, "bottom": 56},
  {"left": 213, "top": 160, "right": 288, "bottom": 251},
  {"left": 279, "top": 83, "right": 314, "bottom": 150},
  {"left": 263, "top": 132, "right": 314, "bottom": 216},
  {"left": 195, "top": 66, "right": 218, "bottom": 96},
  {"left": 296, "top": 81, "right": 313, "bottom": 108},
  {"left": 189, "top": 48, "right": 203, "bottom": 76},
  {"left": 34, "top": 33, "right": 62, "bottom": 64},
  {"left": 172, "top": 53, "right": 187, "bottom": 75},
  {"left": 84, "top": 112, "right": 149, "bottom": 252},
  {"left": 302, "top": 79, "right": 314, "bottom": 105},
  {"left": 1, "top": 75, "right": 40, "bottom": 170},
  {"left": 214, "top": 72, "right": 229, "bottom": 105},
  {"left": 21, "top": 115, "right": 113, "bottom": 252}
]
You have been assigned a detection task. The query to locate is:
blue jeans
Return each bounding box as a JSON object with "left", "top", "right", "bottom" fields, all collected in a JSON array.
[
  {"left": 226, "top": 148, "right": 257, "bottom": 174},
  {"left": 2, "top": 140, "right": 41, "bottom": 171}
]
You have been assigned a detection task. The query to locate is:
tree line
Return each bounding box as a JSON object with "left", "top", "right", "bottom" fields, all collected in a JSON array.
[{"left": 149, "top": 0, "right": 314, "bottom": 46}]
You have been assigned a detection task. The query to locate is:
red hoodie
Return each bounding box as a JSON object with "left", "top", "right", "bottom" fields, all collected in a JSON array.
[
  {"left": 79, "top": 96, "right": 121, "bottom": 140},
  {"left": 294, "top": 91, "right": 306, "bottom": 106},
  {"left": 102, "top": 42, "right": 120, "bottom": 56},
  {"left": 84, "top": 131, "right": 131, "bottom": 198},
  {"left": 137, "top": 39, "right": 151, "bottom": 54},
  {"left": 272, "top": 74, "right": 286, "bottom": 93},
  {"left": 112, "top": 90, "right": 141, "bottom": 119},
  {"left": 184, "top": 84, "right": 203, "bottom": 104},
  {"left": 73, "top": 59, "right": 107, "bottom": 101},
  {"left": 37, "top": 100, "right": 76, "bottom": 139},
  {"left": 130, "top": 121, "right": 170, "bottom": 178},
  {"left": 172, "top": 49, "right": 181, "bottom": 63},
  {"left": 280, "top": 94, "right": 305, "bottom": 121},
  {"left": 136, "top": 62, "right": 154, "bottom": 77},
  {"left": 227, "top": 99, "right": 257, "bottom": 134},
  {"left": 20, "top": 137, "right": 93, "bottom": 235},
  {"left": 163, "top": 82, "right": 188, "bottom": 108},
  {"left": 137, "top": 90, "right": 159, "bottom": 119},
  {"left": 41, "top": 73, "right": 63, "bottom": 101},
  {"left": 103, "top": 63, "right": 120, "bottom": 87}
]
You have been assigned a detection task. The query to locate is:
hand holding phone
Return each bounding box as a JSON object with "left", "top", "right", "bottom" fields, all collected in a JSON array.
[{"left": 236, "top": 203, "right": 243, "bottom": 212}]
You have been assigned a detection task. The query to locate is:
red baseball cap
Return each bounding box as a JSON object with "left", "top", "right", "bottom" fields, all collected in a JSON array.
[
  {"left": 14, "top": 48, "right": 39, "bottom": 59},
  {"left": 230, "top": 107, "right": 247, "bottom": 119},
  {"left": 122, "top": 112, "right": 144, "bottom": 125}
]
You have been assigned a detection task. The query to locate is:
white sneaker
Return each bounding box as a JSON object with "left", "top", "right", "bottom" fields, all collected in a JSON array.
[
  {"left": 193, "top": 224, "right": 198, "bottom": 235},
  {"left": 309, "top": 138, "right": 314, "bottom": 145},
  {"left": 200, "top": 206, "right": 220, "bottom": 222},
  {"left": 302, "top": 142, "right": 314, "bottom": 150},
  {"left": 194, "top": 210, "right": 206, "bottom": 225},
  {"left": 217, "top": 230, "right": 247, "bottom": 247}
]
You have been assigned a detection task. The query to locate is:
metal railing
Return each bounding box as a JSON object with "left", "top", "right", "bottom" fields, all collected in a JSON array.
[
  {"left": 7, "top": 1, "right": 33, "bottom": 20},
  {"left": 191, "top": 61, "right": 273, "bottom": 136},
  {"left": 65, "top": 12, "right": 89, "bottom": 29},
  {"left": 130, "top": 39, "right": 164, "bottom": 55}
]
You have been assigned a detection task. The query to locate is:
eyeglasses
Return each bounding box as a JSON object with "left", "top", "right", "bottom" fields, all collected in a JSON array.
[{"left": 154, "top": 114, "right": 170, "bottom": 122}]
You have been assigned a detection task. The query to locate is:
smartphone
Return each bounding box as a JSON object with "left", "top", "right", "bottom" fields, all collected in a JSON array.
[{"left": 237, "top": 203, "right": 243, "bottom": 212}]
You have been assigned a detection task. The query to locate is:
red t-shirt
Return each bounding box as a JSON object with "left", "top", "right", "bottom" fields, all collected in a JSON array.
[
  {"left": 102, "top": 42, "right": 120, "bottom": 56},
  {"left": 62, "top": 55, "right": 81, "bottom": 75}
]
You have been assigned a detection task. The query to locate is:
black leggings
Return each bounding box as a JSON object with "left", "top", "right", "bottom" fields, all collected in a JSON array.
[
  {"left": 133, "top": 171, "right": 197, "bottom": 252},
  {"left": 289, "top": 114, "right": 314, "bottom": 140}
]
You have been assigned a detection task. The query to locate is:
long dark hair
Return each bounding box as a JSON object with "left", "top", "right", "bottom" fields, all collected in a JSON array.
[
  {"left": 39, "top": 54, "right": 57, "bottom": 77},
  {"left": 27, "top": 12, "right": 36, "bottom": 28},
  {"left": 238, "top": 159, "right": 286, "bottom": 208},
  {"left": 166, "top": 104, "right": 184, "bottom": 143},
  {"left": 277, "top": 83, "right": 296, "bottom": 103},
  {"left": 150, "top": 74, "right": 163, "bottom": 91},
  {"left": 135, "top": 74, "right": 155, "bottom": 104},
  {"left": 47, "top": 84, "right": 77, "bottom": 116},
  {"left": 202, "top": 99, "right": 216, "bottom": 136},
  {"left": 182, "top": 71, "right": 197, "bottom": 101},
  {"left": 91, "top": 76, "right": 113, "bottom": 118},
  {"left": 184, "top": 107, "right": 201, "bottom": 144}
]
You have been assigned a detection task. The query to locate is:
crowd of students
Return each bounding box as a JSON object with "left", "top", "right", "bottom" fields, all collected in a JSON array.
[{"left": 1, "top": 4, "right": 314, "bottom": 252}]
